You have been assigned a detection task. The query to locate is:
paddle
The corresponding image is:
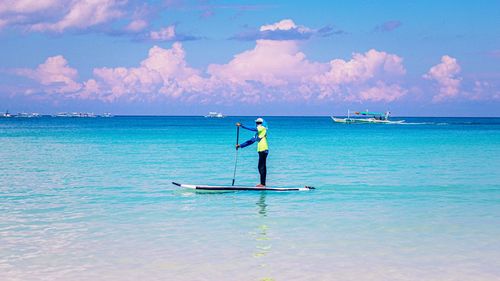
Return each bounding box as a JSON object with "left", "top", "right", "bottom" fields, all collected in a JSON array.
[{"left": 232, "top": 125, "right": 240, "bottom": 186}]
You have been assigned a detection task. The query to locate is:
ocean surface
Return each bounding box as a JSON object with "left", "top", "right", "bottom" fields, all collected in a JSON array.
[{"left": 1, "top": 116, "right": 499, "bottom": 281}]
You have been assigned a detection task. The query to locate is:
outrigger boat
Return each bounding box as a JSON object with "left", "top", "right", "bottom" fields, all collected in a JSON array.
[
  {"left": 204, "top": 112, "right": 225, "bottom": 118},
  {"left": 332, "top": 110, "right": 405, "bottom": 124}
]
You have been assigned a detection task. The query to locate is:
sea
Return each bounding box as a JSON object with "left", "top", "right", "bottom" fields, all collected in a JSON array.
[{"left": 1, "top": 116, "right": 499, "bottom": 281}]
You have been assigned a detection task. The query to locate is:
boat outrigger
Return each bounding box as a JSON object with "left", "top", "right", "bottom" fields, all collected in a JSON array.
[{"left": 332, "top": 110, "right": 405, "bottom": 124}]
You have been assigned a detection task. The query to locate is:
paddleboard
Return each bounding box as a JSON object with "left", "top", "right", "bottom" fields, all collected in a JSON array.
[{"left": 172, "top": 182, "right": 314, "bottom": 191}]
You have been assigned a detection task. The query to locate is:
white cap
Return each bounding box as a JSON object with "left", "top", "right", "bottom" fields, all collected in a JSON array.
[{"left": 255, "top": 117, "right": 264, "bottom": 123}]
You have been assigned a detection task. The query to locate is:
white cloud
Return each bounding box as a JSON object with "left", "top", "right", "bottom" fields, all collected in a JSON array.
[
  {"left": 260, "top": 19, "right": 293, "bottom": 31},
  {"left": 467, "top": 80, "right": 500, "bottom": 101},
  {"left": 31, "top": 0, "right": 125, "bottom": 32},
  {"left": 149, "top": 25, "right": 176, "bottom": 41},
  {"left": 315, "top": 49, "right": 405, "bottom": 85},
  {"left": 125, "top": 19, "right": 148, "bottom": 32},
  {"left": 313, "top": 49, "right": 406, "bottom": 101},
  {"left": 206, "top": 41, "right": 407, "bottom": 102},
  {"left": 208, "top": 40, "right": 326, "bottom": 87},
  {"left": 355, "top": 81, "right": 407, "bottom": 102},
  {"left": 0, "top": 0, "right": 59, "bottom": 14},
  {"left": 233, "top": 19, "right": 320, "bottom": 41},
  {"left": 423, "top": 55, "right": 461, "bottom": 102},
  {"left": 15, "top": 55, "right": 81, "bottom": 94},
  {"left": 87, "top": 43, "right": 205, "bottom": 101},
  {"left": 0, "top": 0, "right": 126, "bottom": 32},
  {"left": 260, "top": 19, "right": 314, "bottom": 36}
]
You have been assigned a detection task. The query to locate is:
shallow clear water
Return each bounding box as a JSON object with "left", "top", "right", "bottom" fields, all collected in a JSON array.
[{"left": 1, "top": 116, "right": 499, "bottom": 281}]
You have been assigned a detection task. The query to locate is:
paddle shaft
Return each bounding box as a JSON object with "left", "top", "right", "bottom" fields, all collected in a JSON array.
[{"left": 232, "top": 126, "right": 240, "bottom": 186}]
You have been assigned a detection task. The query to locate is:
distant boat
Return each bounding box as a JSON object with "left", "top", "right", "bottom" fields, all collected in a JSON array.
[
  {"left": 15, "top": 112, "right": 40, "bottom": 118},
  {"left": 54, "top": 112, "right": 73, "bottom": 117},
  {"left": 100, "top": 113, "right": 113, "bottom": 118},
  {"left": 54, "top": 112, "right": 96, "bottom": 118},
  {"left": 205, "top": 112, "right": 225, "bottom": 118},
  {"left": 332, "top": 110, "right": 405, "bottom": 124},
  {"left": 77, "top": 112, "right": 96, "bottom": 118},
  {"left": 1, "top": 110, "right": 12, "bottom": 118}
]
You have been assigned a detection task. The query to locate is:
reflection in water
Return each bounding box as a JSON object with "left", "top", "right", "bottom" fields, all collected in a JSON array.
[
  {"left": 253, "top": 192, "right": 274, "bottom": 281},
  {"left": 257, "top": 192, "right": 267, "bottom": 217}
]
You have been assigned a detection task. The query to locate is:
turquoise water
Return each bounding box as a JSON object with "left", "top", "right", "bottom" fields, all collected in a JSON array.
[{"left": 1, "top": 116, "right": 500, "bottom": 281}]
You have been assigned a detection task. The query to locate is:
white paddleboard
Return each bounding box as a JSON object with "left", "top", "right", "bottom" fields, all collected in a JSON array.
[{"left": 172, "top": 182, "right": 314, "bottom": 191}]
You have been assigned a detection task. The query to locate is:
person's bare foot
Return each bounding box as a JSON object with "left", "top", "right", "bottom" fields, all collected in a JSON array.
[{"left": 256, "top": 184, "right": 265, "bottom": 188}]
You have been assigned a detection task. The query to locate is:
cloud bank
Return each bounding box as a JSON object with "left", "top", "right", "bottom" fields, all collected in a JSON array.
[
  {"left": 15, "top": 42, "right": 407, "bottom": 103},
  {"left": 11, "top": 19, "right": 488, "bottom": 105}
]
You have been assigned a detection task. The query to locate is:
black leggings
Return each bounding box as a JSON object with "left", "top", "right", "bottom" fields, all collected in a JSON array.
[{"left": 258, "top": 151, "right": 268, "bottom": 185}]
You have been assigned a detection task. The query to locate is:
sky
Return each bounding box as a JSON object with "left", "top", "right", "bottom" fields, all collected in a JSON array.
[{"left": 0, "top": 0, "right": 499, "bottom": 116}]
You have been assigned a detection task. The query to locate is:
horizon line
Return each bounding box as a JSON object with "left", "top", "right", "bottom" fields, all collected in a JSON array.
[{"left": 2, "top": 114, "right": 500, "bottom": 118}]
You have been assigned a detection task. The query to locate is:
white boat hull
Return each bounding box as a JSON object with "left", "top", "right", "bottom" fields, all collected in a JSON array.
[{"left": 331, "top": 116, "right": 405, "bottom": 124}]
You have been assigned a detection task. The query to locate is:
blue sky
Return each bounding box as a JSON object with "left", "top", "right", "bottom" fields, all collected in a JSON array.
[{"left": 0, "top": 0, "right": 499, "bottom": 116}]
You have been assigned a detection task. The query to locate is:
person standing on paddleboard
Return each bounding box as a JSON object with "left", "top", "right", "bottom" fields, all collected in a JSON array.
[{"left": 236, "top": 118, "right": 269, "bottom": 187}]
